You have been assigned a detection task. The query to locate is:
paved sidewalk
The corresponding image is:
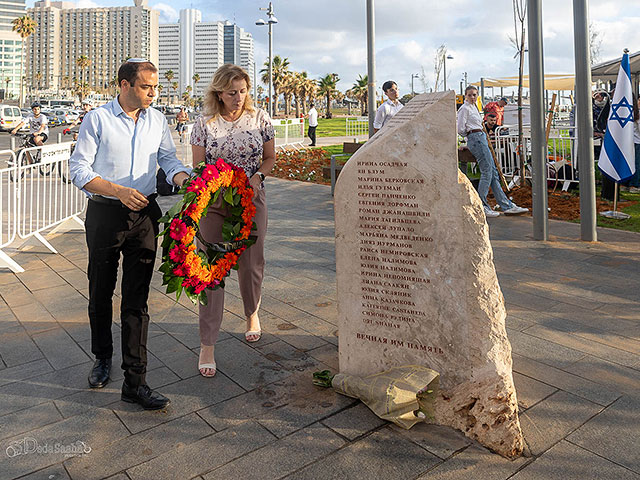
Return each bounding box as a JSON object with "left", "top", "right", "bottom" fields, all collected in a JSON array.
[{"left": 0, "top": 177, "right": 639, "bottom": 479}]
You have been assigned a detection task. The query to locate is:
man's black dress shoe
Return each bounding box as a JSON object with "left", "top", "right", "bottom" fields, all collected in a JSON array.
[
  {"left": 121, "top": 382, "right": 171, "bottom": 410},
  {"left": 88, "top": 358, "right": 111, "bottom": 388}
]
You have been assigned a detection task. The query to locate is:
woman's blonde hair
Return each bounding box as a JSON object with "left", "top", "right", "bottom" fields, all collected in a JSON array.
[{"left": 203, "top": 64, "right": 255, "bottom": 121}]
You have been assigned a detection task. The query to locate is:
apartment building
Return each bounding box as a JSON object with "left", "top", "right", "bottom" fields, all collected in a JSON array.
[
  {"left": 0, "top": 0, "right": 26, "bottom": 99},
  {"left": 27, "top": 0, "right": 159, "bottom": 94}
]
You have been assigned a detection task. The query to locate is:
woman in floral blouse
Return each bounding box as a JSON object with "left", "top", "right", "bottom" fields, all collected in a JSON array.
[{"left": 190, "top": 64, "right": 276, "bottom": 377}]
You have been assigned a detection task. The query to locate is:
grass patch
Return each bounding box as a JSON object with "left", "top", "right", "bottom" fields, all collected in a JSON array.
[{"left": 595, "top": 190, "right": 640, "bottom": 233}]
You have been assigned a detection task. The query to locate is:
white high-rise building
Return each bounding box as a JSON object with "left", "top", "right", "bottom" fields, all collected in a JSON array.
[
  {"left": 158, "top": 10, "right": 254, "bottom": 101},
  {"left": 27, "top": 0, "right": 159, "bottom": 96},
  {"left": 0, "top": 0, "right": 26, "bottom": 100}
]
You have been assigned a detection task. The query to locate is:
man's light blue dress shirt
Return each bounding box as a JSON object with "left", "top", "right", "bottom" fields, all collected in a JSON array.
[{"left": 69, "top": 97, "right": 190, "bottom": 197}]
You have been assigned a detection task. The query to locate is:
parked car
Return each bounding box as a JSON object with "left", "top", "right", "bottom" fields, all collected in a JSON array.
[
  {"left": 0, "top": 105, "right": 24, "bottom": 132},
  {"left": 66, "top": 110, "right": 80, "bottom": 122},
  {"left": 41, "top": 110, "right": 63, "bottom": 127},
  {"left": 53, "top": 109, "right": 73, "bottom": 124}
]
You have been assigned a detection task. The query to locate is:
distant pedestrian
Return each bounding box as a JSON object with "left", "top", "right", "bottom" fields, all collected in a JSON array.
[
  {"left": 483, "top": 97, "right": 508, "bottom": 126},
  {"left": 176, "top": 107, "right": 189, "bottom": 143},
  {"left": 307, "top": 102, "right": 318, "bottom": 146},
  {"left": 373, "top": 80, "right": 403, "bottom": 133},
  {"left": 457, "top": 86, "right": 528, "bottom": 218}
]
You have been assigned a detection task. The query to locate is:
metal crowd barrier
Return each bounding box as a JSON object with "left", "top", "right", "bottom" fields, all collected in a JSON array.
[
  {"left": 0, "top": 142, "right": 86, "bottom": 273},
  {"left": 346, "top": 116, "right": 368, "bottom": 137},
  {"left": 272, "top": 118, "right": 305, "bottom": 150},
  {"left": 493, "top": 125, "right": 578, "bottom": 191}
]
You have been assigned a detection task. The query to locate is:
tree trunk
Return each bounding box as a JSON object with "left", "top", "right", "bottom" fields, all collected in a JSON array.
[
  {"left": 294, "top": 94, "right": 301, "bottom": 117},
  {"left": 517, "top": 30, "right": 526, "bottom": 186},
  {"left": 326, "top": 93, "right": 332, "bottom": 119}
]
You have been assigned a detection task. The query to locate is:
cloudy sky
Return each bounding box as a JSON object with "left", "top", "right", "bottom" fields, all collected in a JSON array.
[{"left": 28, "top": 0, "right": 640, "bottom": 96}]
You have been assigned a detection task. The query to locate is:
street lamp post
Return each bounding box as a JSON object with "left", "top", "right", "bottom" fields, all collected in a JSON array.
[
  {"left": 443, "top": 54, "right": 453, "bottom": 91},
  {"left": 256, "top": 2, "right": 278, "bottom": 117},
  {"left": 411, "top": 73, "right": 419, "bottom": 95}
]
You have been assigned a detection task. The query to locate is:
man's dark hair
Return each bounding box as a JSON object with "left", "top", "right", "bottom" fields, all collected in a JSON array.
[
  {"left": 310, "top": 102, "right": 315, "bottom": 107},
  {"left": 117, "top": 60, "right": 158, "bottom": 87},
  {"left": 382, "top": 81, "right": 397, "bottom": 93}
]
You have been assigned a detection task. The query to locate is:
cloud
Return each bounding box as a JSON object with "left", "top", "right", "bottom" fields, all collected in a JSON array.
[
  {"left": 75, "top": 0, "right": 101, "bottom": 7},
  {"left": 152, "top": 3, "right": 179, "bottom": 23}
]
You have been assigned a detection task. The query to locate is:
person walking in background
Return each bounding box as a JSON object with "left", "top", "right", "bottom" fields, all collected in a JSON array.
[
  {"left": 190, "top": 64, "right": 276, "bottom": 378},
  {"left": 483, "top": 97, "right": 508, "bottom": 126},
  {"left": 307, "top": 102, "right": 318, "bottom": 146},
  {"left": 176, "top": 107, "right": 189, "bottom": 143},
  {"left": 69, "top": 59, "right": 191, "bottom": 410},
  {"left": 373, "top": 80, "right": 403, "bottom": 133},
  {"left": 457, "top": 86, "right": 528, "bottom": 218}
]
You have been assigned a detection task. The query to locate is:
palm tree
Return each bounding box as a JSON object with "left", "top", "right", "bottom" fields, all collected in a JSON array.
[
  {"left": 351, "top": 74, "right": 368, "bottom": 115},
  {"left": 4, "top": 77, "right": 10, "bottom": 98},
  {"left": 76, "top": 55, "right": 91, "bottom": 101},
  {"left": 157, "top": 83, "right": 163, "bottom": 102},
  {"left": 35, "top": 71, "right": 42, "bottom": 98},
  {"left": 164, "top": 70, "right": 174, "bottom": 103},
  {"left": 12, "top": 15, "right": 37, "bottom": 107},
  {"left": 292, "top": 71, "right": 306, "bottom": 117},
  {"left": 108, "top": 76, "right": 117, "bottom": 97},
  {"left": 171, "top": 81, "right": 178, "bottom": 105},
  {"left": 280, "top": 72, "right": 297, "bottom": 116},
  {"left": 304, "top": 75, "right": 318, "bottom": 113},
  {"left": 192, "top": 73, "right": 200, "bottom": 96},
  {"left": 260, "top": 55, "right": 290, "bottom": 116},
  {"left": 257, "top": 85, "right": 264, "bottom": 108},
  {"left": 183, "top": 85, "right": 192, "bottom": 106},
  {"left": 317, "top": 73, "right": 340, "bottom": 119}
]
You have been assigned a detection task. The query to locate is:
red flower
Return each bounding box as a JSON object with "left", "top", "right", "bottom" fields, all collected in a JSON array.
[
  {"left": 168, "top": 245, "right": 187, "bottom": 263},
  {"left": 201, "top": 164, "right": 220, "bottom": 182},
  {"left": 186, "top": 177, "right": 207, "bottom": 195},
  {"left": 169, "top": 218, "right": 187, "bottom": 240}
]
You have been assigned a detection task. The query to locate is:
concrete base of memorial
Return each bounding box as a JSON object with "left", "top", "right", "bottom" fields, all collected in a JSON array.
[{"left": 334, "top": 92, "right": 524, "bottom": 457}]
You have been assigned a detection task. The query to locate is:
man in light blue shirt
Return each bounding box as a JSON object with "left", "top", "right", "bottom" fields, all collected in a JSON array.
[{"left": 69, "top": 59, "right": 190, "bottom": 410}]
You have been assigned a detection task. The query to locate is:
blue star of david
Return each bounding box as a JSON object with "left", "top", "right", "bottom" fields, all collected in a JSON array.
[{"left": 610, "top": 97, "right": 634, "bottom": 128}]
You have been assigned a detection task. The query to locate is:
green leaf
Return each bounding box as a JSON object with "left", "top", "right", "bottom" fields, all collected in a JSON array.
[
  {"left": 199, "top": 290, "right": 208, "bottom": 306},
  {"left": 159, "top": 262, "right": 171, "bottom": 274},
  {"left": 232, "top": 222, "right": 241, "bottom": 236},
  {"left": 212, "top": 189, "right": 221, "bottom": 203},
  {"left": 223, "top": 186, "right": 234, "bottom": 204},
  {"left": 158, "top": 214, "right": 171, "bottom": 224},
  {"left": 166, "top": 276, "right": 182, "bottom": 294},
  {"left": 166, "top": 198, "right": 186, "bottom": 218},
  {"left": 161, "top": 235, "right": 173, "bottom": 250},
  {"left": 232, "top": 193, "right": 240, "bottom": 206},
  {"left": 312, "top": 370, "right": 335, "bottom": 388},
  {"left": 176, "top": 284, "right": 183, "bottom": 302},
  {"left": 184, "top": 191, "right": 197, "bottom": 203}
]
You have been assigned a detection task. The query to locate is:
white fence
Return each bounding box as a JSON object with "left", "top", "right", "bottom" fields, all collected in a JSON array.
[
  {"left": 272, "top": 118, "right": 305, "bottom": 150},
  {"left": 493, "top": 125, "right": 578, "bottom": 191},
  {"left": 0, "top": 142, "right": 86, "bottom": 273},
  {"left": 346, "top": 117, "right": 368, "bottom": 137}
]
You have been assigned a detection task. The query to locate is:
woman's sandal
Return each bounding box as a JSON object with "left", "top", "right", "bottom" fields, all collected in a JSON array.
[
  {"left": 198, "top": 361, "right": 216, "bottom": 378},
  {"left": 244, "top": 330, "right": 262, "bottom": 343}
]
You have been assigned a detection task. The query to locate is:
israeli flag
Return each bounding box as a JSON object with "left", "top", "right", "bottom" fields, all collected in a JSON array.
[{"left": 598, "top": 52, "right": 635, "bottom": 182}]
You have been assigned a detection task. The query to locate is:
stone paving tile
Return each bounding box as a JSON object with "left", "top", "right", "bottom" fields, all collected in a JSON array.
[
  {"left": 10, "top": 301, "right": 59, "bottom": 336},
  {"left": 512, "top": 372, "right": 557, "bottom": 411},
  {"left": 0, "top": 362, "right": 91, "bottom": 417},
  {"left": 0, "top": 358, "right": 53, "bottom": 388},
  {"left": 0, "top": 326, "right": 44, "bottom": 368},
  {"left": 523, "top": 323, "right": 640, "bottom": 369},
  {"left": 283, "top": 426, "right": 441, "bottom": 480},
  {"left": 511, "top": 440, "right": 640, "bottom": 480},
  {"left": 307, "top": 343, "right": 339, "bottom": 371},
  {"left": 507, "top": 329, "right": 586, "bottom": 370},
  {"left": 254, "top": 339, "right": 328, "bottom": 374},
  {"left": 203, "top": 423, "right": 345, "bottom": 480},
  {"left": 415, "top": 443, "right": 530, "bottom": 480},
  {"left": 0, "top": 402, "right": 62, "bottom": 441},
  {"left": 65, "top": 413, "right": 214, "bottom": 480},
  {"left": 197, "top": 371, "right": 324, "bottom": 432},
  {"left": 16, "top": 263, "right": 69, "bottom": 292},
  {"left": 126, "top": 420, "right": 275, "bottom": 480},
  {"left": 567, "top": 395, "right": 640, "bottom": 474},
  {"left": 518, "top": 390, "right": 603, "bottom": 456},
  {"left": 256, "top": 387, "right": 357, "bottom": 439},
  {"left": 112, "top": 372, "right": 245, "bottom": 434},
  {"left": 214, "top": 336, "right": 292, "bottom": 391},
  {"left": 287, "top": 295, "right": 339, "bottom": 326},
  {"left": 322, "top": 402, "right": 386, "bottom": 440},
  {"left": 512, "top": 354, "right": 622, "bottom": 407},
  {"left": 17, "top": 464, "right": 72, "bottom": 480},
  {"left": 54, "top": 366, "right": 180, "bottom": 419},
  {"left": 0, "top": 409, "right": 129, "bottom": 479},
  {"left": 32, "top": 328, "right": 90, "bottom": 370},
  {"left": 390, "top": 423, "right": 471, "bottom": 460},
  {"left": 565, "top": 355, "right": 640, "bottom": 396},
  {"left": 0, "top": 281, "right": 36, "bottom": 308},
  {"left": 146, "top": 332, "right": 198, "bottom": 380}
]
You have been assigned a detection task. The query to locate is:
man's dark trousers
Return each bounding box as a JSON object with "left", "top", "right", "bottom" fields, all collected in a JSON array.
[
  {"left": 308, "top": 126, "right": 316, "bottom": 146},
  {"left": 85, "top": 197, "right": 161, "bottom": 387}
]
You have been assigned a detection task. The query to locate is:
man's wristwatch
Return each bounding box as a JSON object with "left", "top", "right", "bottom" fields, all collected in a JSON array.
[{"left": 256, "top": 172, "right": 265, "bottom": 182}]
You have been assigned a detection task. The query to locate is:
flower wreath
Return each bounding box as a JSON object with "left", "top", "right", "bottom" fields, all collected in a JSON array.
[{"left": 158, "top": 158, "right": 257, "bottom": 305}]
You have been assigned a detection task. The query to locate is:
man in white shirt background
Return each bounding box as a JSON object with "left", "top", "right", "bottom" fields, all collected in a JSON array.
[
  {"left": 457, "top": 85, "right": 528, "bottom": 218},
  {"left": 373, "top": 80, "right": 403, "bottom": 133},
  {"left": 307, "top": 102, "right": 318, "bottom": 146}
]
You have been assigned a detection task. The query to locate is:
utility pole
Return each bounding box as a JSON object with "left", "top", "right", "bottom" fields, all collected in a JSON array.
[{"left": 366, "top": 0, "right": 376, "bottom": 137}]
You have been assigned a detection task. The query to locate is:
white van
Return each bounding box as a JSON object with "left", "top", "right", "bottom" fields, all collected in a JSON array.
[{"left": 0, "top": 105, "right": 23, "bottom": 132}]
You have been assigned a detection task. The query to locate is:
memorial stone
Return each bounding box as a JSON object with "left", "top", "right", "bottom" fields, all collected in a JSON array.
[{"left": 334, "top": 91, "right": 524, "bottom": 457}]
